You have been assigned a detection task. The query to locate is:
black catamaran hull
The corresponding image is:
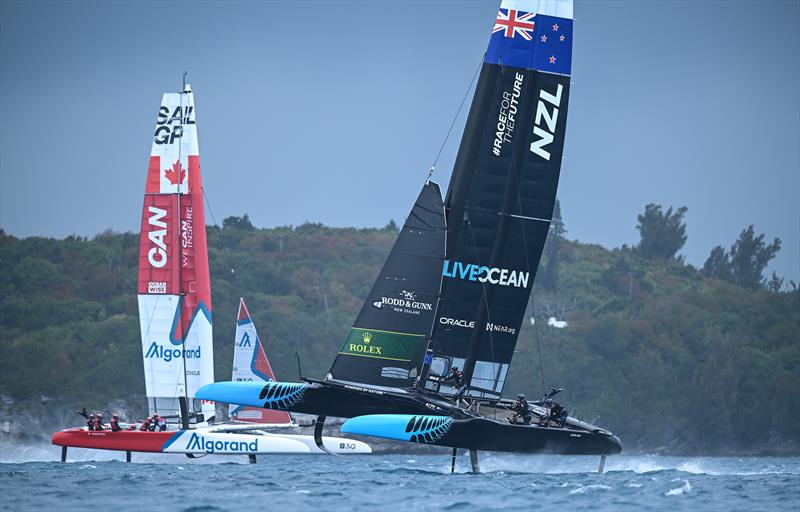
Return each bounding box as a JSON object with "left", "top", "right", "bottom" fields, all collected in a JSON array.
[
  {"left": 441, "top": 419, "right": 620, "bottom": 455},
  {"left": 343, "top": 413, "right": 621, "bottom": 455},
  {"left": 195, "top": 380, "right": 621, "bottom": 455}
]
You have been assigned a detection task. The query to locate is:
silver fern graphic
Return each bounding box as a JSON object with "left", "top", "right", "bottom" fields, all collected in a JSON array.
[
  {"left": 257, "top": 382, "right": 307, "bottom": 410},
  {"left": 404, "top": 415, "right": 453, "bottom": 444}
]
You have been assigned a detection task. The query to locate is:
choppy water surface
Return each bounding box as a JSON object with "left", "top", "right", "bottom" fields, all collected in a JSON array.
[{"left": 1, "top": 447, "right": 797, "bottom": 511}]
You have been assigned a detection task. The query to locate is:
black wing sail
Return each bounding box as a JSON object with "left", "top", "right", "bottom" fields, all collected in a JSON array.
[
  {"left": 425, "top": 0, "right": 574, "bottom": 399},
  {"left": 328, "top": 181, "right": 446, "bottom": 388}
]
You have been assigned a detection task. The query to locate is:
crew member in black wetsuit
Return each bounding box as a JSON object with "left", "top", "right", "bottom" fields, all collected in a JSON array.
[
  {"left": 86, "top": 414, "right": 95, "bottom": 430},
  {"left": 110, "top": 413, "right": 122, "bottom": 432},
  {"left": 93, "top": 413, "right": 104, "bottom": 431},
  {"left": 509, "top": 394, "right": 532, "bottom": 424},
  {"left": 547, "top": 400, "right": 568, "bottom": 427},
  {"left": 442, "top": 365, "right": 465, "bottom": 400},
  {"left": 149, "top": 414, "right": 158, "bottom": 432}
]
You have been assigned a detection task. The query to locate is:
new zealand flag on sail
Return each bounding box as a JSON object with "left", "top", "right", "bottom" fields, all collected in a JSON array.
[{"left": 485, "top": 9, "right": 573, "bottom": 75}]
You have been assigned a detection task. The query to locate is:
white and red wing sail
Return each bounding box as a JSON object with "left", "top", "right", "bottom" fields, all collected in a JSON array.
[
  {"left": 229, "top": 298, "right": 293, "bottom": 426},
  {"left": 138, "top": 86, "right": 215, "bottom": 421}
]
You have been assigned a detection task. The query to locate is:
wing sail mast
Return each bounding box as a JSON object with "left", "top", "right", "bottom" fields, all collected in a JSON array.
[
  {"left": 423, "top": 0, "right": 574, "bottom": 399},
  {"left": 137, "top": 82, "right": 215, "bottom": 421}
]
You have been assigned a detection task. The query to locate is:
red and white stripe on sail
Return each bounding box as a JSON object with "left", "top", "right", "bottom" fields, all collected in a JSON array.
[
  {"left": 137, "top": 84, "right": 215, "bottom": 421},
  {"left": 230, "top": 298, "right": 293, "bottom": 426}
]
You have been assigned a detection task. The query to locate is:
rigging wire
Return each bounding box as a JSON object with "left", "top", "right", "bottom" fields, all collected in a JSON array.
[
  {"left": 202, "top": 184, "right": 238, "bottom": 277},
  {"left": 458, "top": 56, "right": 515, "bottom": 397},
  {"left": 533, "top": 308, "right": 546, "bottom": 398},
  {"left": 513, "top": 158, "right": 550, "bottom": 398},
  {"left": 418, "top": 196, "right": 448, "bottom": 390},
  {"left": 422, "top": 53, "right": 484, "bottom": 396},
  {"left": 463, "top": 212, "right": 499, "bottom": 395},
  {"left": 201, "top": 186, "right": 219, "bottom": 227},
  {"left": 428, "top": 53, "right": 485, "bottom": 176},
  {"left": 451, "top": 56, "right": 502, "bottom": 398}
]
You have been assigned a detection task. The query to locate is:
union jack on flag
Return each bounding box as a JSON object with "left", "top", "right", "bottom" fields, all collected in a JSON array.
[{"left": 492, "top": 9, "right": 535, "bottom": 41}]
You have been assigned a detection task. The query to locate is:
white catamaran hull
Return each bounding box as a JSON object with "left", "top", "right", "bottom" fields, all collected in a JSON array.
[
  {"left": 199, "top": 424, "right": 372, "bottom": 454},
  {"left": 162, "top": 430, "right": 310, "bottom": 454},
  {"left": 264, "top": 433, "right": 371, "bottom": 454}
]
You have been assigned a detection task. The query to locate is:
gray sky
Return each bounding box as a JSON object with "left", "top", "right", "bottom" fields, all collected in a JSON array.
[{"left": 1, "top": 1, "right": 798, "bottom": 281}]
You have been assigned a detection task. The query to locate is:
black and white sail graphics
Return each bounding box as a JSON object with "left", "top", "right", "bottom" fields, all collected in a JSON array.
[
  {"left": 329, "top": 181, "right": 446, "bottom": 387},
  {"left": 426, "top": 0, "right": 574, "bottom": 398}
]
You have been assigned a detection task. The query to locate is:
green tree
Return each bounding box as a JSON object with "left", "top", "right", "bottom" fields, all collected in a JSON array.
[
  {"left": 702, "top": 245, "right": 731, "bottom": 280},
  {"left": 729, "top": 225, "right": 781, "bottom": 289},
  {"left": 383, "top": 219, "right": 399, "bottom": 232},
  {"left": 767, "top": 271, "right": 785, "bottom": 293},
  {"left": 636, "top": 204, "right": 688, "bottom": 261},
  {"left": 540, "top": 199, "right": 565, "bottom": 291},
  {"left": 222, "top": 214, "right": 255, "bottom": 231}
]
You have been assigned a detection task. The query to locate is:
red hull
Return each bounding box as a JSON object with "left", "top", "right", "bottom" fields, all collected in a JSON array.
[{"left": 51, "top": 428, "right": 174, "bottom": 453}]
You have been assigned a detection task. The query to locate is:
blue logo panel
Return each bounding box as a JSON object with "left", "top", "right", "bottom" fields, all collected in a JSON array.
[
  {"left": 194, "top": 381, "right": 305, "bottom": 410},
  {"left": 342, "top": 414, "right": 453, "bottom": 444}
]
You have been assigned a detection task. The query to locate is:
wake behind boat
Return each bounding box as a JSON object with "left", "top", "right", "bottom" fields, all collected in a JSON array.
[{"left": 196, "top": 0, "right": 621, "bottom": 472}]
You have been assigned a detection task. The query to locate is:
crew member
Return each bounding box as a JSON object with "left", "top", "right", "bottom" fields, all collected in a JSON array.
[
  {"left": 86, "top": 413, "right": 95, "bottom": 430},
  {"left": 93, "top": 413, "right": 104, "bottom": 431},
  {"left": 110, "top": 413, "right": 122, "bottom": 432},
  {"left": 157, "top": 415, "right": 168, "bottom": 432},
  {"left": 443, "top": 365, "right": 465, "bottom": 399},
  {"left": 509, "top": 394, "right": 531, "bottom": 425},
  {"left": 547, "top": 400, "right": 568, "bottom": 427},
  {"left": 140, "top": 417, "right": 152, "bottom": 432},
  {"left": 149, "top": 414, "right": 159, "bottom": 432}
]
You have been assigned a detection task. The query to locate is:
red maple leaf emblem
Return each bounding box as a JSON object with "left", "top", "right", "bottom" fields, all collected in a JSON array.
[{"left": 164, "top": 160, "right": 186, "bottom": 185}]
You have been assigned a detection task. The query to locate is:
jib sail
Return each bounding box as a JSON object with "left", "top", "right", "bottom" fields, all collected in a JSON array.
[
  {"left": 328, "top": 181, "right": 446, "bottom": 388},
  {"left": 425, "top": 0, "right": 574, "bottom": 398},
  {"left": 137, "top": 84, "right": 215, "bottom": 421},
  {"left": 229, "top": 298, "right": 293, "bottom": 425}
]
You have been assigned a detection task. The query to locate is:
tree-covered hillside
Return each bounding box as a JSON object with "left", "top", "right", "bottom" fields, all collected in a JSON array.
[{"left": 0, "top": 217, "right": 797, "bottom": 454}]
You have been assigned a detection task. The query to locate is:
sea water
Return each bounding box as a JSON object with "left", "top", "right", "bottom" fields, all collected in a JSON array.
[{"left": 0, "top": 446, "right": 797, "bottom": 511}]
